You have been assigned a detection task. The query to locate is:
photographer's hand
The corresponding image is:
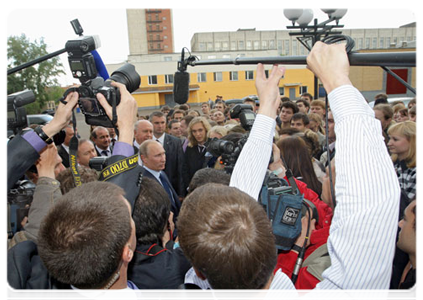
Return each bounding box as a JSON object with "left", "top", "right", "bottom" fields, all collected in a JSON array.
[
  {"left": 96, "top": 81, "right": 138, "bottom": 145},
  {"left": 42, "top": 91, "right": 79, "bottom": 138},
  {"left": 256, "top": 64, "right": 285, "bottom": 119},
  {"left": 292, "top": 211, "right": 316, "bottom": 253},
  {"left": 36, "top": 144, "right": 61, "bottom": 179}
]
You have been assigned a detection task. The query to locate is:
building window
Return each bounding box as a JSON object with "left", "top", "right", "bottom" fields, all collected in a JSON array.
[
  {"left": 299, "top": 86, "right": 308, "bottom": 94},
  {"left": 222, "top": 54, "right": 231, "bottom": 59},
  {"left": 222, "top": 42, "right": 229, "bottom": 50},
  {"left": 231, "top": 41, "right": 237, "bottom": 51},
  {"left": 156, "top": 24, "right": 160, "bottom": 31},
  {"left": 379, "top": 37, "right": 385, "bottom": 48},
  {"left": 253, "top": 40, "right": 260, "bottom": 50},
  {"left": 357, "top": 38, "right": 363, "bottom": 49},
  {"left": 214, "top": 72, "right": 223, "bottom": 82},
  {"left": 230, "top": 71, "right": 238, "bottom": 81},
  {"left": 365, "top": 38, "right": 370, "bottom": 49},
  {"left": 262, "top": 40, "right": 268, "bottom": 50},
  {"left": 284, "top": 40, "right": 290, "bottom": 55},
  {"left": 238, "top": 40, "right": 245, "bottom": 50},
  {"left": 279, "top": 87, "right": 285, "bottom": 96},
  {"left": 386, "top": 37, "right": 391, "bottom": 47},
  {"left": 199, "top": 43, "right": 206, "bottom": 51},
  {"left": 164, "top": 56, "right": 172, "bottom": 62},
  {"left": 269, "top": 40, "right": 275, "bottom": 49},
  {"left": 165, "top": 74, "right": 174, "bottom": 84},
  {"left": 207, "top": 42, "right": 213, "bottom": 51},
  {"left": 197, "top": 73, "right": 207, "bottom": 82},
  {"left": 372, "top": 37, "right": 377, "bottom": 49},
  {"left": 245, "top": 70, "right": 254, "bottom": 80},
  {"left": 246, "top": 40, "right": 252, "bottom": 50},
  {"left": 148, "top": 75, "right": 158, "bottom": 85},
  {"left": 208, "top": 55, "right": 216, "bottom": 59},
  {"left": 215, "top": 42, "right": 221, "bottom": 51}
]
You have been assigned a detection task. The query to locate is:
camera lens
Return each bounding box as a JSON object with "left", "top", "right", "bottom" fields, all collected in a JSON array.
[
  {"left": 207, "top": 138, "right": 234, "bottom": 157},
  {"left": 109, "top": 64, "right": 141, "bottom": 93}
]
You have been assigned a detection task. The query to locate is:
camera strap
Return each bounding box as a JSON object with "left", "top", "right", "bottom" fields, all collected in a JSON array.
[
  {"left": 98, "top": 154, "right": 139, "bottom": 182},
  {"left": 68, "top": 110, "right": 82, "bottom": 188}
]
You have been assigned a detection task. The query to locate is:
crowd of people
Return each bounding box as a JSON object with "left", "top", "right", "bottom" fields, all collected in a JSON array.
[{"left": 7, "top": 42, "right": 416, "bottom": 294}]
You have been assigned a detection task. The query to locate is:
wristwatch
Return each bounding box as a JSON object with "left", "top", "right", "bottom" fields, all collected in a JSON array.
[
  {"left": 34, "top": 126, "right": 53, "bottom": 144},
  {"left": 291, "top": 244, "right": 303, "bottom": 253}
]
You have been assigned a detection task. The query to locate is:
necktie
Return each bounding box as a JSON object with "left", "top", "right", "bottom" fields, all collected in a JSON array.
[
  {"left": 101, "top": 150, "right": 109, "bottom": 156},
  {"left": 159, "top": 172, "right": 175, "bottom": 207}
]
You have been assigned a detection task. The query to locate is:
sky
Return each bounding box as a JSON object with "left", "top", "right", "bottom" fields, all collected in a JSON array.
[{"left": 5, "top": 4, "right": 417, "bottom": 86}]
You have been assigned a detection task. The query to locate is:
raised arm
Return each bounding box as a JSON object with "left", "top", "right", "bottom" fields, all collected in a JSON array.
[{"left": 307, "top": 42, "right": 400, "bottom": 289}]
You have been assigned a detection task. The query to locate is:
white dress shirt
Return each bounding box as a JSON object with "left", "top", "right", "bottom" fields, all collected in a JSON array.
[{"left": 230, "top": 85, "right": 400, "bottom": 290}]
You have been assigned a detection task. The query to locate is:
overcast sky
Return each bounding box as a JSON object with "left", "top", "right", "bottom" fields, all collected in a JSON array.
[{"left": 5, "top": 4, "right": 417, "bottom": 86}]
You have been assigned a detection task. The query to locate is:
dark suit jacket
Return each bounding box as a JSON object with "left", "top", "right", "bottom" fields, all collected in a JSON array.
[
  {"left": 142, "top": 168, "right": 181, "bottom": 224},
  {"left": 57, "top": 145, "right": 70, "bottom": 168},
  {"left": 162, "top": 134, "right": 188, "bottom": 197}
]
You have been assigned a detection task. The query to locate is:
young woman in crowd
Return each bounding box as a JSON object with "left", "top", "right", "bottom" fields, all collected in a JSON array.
[{"left": 387, "top": 121, "right": 416, "bottom": 203}]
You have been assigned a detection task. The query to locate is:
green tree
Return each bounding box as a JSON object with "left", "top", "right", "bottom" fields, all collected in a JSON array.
[{"left": 7, "top": 34, "right": 65, "bottom": 113}]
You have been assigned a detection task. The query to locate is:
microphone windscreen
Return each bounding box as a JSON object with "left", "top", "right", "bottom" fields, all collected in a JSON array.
[
  {"left": 91, "top": 49, "right": 109, "bottom": 81},
  {"left": 173, "top": 71, "right": 190, "bottom": 104}
]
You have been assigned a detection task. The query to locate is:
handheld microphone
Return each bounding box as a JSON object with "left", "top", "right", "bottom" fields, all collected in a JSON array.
[{"left": 91, "top": 49, "right": 109, "bottom": 81}]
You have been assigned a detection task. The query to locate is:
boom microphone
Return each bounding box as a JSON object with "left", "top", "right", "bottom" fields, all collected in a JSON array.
[{"left": 173, "top": 70, "right": 190, "bottom": 104}]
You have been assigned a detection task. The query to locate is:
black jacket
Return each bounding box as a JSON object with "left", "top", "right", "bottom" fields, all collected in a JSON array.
[
  {"left": 162, "top": 134, "right": 189, "bottom": 197},
  {"left": 128, "top": 243, "right": 191, "bottom": 289},
  {"left": 8, "top": 240, "right": 69, "bottom": 289}
]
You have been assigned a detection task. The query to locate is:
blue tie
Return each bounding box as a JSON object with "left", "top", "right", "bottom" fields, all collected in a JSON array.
[{"left": 159, "top": 172, "right": 175, "bottom": 207}]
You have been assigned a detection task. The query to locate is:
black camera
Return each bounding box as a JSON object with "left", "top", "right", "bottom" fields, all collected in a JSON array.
[
  {"left": 63, "top": 34, "right": 141, "bottom": 126},
  {"left": 7, "top": 90, "right": 35, "bottom": 136},
  {"left": 230, "top": 104, "right": 256, "bottom": 131}
]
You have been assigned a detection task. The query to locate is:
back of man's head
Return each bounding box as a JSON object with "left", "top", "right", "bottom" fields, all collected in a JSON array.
[
  {"left": 133, "top": 177, "right": 171, "bottom": 245},
  {"left": 56, "top": 166, "right": 98, "bottom": 195},
  {"left": 188, "top": 168, "right": 230, "bottom": 194},
  {"left": 177, "top": 183, "right": 277, "bottom": 289},
  {"left": 38, "top": 181, "right": 132, "bottom": 289}
]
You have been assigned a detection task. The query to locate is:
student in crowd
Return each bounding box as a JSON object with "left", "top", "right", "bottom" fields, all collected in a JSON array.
[{"left": 387, "top": 121, "right": 416, "bottom": 202}]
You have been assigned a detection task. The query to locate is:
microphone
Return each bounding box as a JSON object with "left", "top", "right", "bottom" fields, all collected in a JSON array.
[
  {"left": 173, "top": 70, "right": 190, "bottom": 104},
  {"left": 173, "top": 48, "right": 190, "bottom": 104},
  {"left": 91, "top": 49, "right": 109, "bottom": 81}
]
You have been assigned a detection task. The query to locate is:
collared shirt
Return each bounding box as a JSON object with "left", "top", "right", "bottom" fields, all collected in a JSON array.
[
  {"left": 71, "top": 285, "right": 137, "bottom": 300},
  {"left": 230, "top": 85, "right": 400, "bottom": 290},
  {"left": 95, "top": 145, "right": 112, "bottom": 157},
  {"left": 143, "top": 166, "right": 162, "bottom": 183},
  {"left": 154, "top": 133, "right": 165, "bottom": 145}
]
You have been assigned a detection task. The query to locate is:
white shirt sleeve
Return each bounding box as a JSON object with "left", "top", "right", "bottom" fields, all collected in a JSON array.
[
  {"left": 315, "top": 85, "right": 401, "bottom": 289},
  {"left": 229, "top": 114, "right": 275, "bottom": 200}
]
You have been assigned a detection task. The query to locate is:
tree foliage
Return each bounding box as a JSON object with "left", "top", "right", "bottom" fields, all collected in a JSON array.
[{"left": 7, "top": 34, "right": 65, "bottom": 113}]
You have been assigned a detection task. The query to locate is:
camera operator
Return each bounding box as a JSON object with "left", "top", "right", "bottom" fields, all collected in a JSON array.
[
  {"left": 7, "top": 91, "right": 79, "bottom": 191},
  {"left": 8, "top": 81, "right": 141, "bottom": 290},
  {"left": 8, "top": 144, "right": 65, "bottom": 249},
  {"left": 178, "top": 43, "right": 400, "bottom": 290}
]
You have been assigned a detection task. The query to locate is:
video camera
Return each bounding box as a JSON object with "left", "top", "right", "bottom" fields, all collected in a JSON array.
[
  {"left": 229, "top": 104, "right": 256, "bottom": 131},
  {"left": 7, "top": 90, "right": 35, "bottom": 136},
  {"left": 63, "top": 19, "right": 141, "bottom": 127}
]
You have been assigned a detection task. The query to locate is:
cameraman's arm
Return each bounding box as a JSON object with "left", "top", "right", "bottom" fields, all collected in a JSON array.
[
  {"left": 7, "top": 91, "right": 78, "bottom": 190},
  {"left": 230, "top": 64, "right": 285, "bottom": 200},
  {"left": 24, "top": 144, "right": 62, "bottom": 243}
]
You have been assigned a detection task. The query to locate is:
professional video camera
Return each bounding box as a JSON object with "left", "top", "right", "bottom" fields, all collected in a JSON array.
[
  {"left": 7, "top": 90, "right": 35, "bottom": 136},
  {"left": 229, "top": 104, "right": 256, "bottom": 131},
  {"left": 7, "top": 179, "right": 36, "bottom": 237}
]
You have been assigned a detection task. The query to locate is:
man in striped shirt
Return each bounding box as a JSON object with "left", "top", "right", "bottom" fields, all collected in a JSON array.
[{"left": 178, "top": 42, "right": 400, "bottom": 290}]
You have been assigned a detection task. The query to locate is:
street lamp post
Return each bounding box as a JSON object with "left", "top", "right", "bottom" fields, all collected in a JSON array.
[{"left": 283, "top": 9, "right": 348, "bottom": 99}]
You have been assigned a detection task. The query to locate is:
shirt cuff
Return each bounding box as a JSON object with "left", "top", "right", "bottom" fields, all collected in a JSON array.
[
  {"left": 112, "top": 141, "right": 134, "bottom": 157},
  {"left": 22, "top": 130, "right": 47, "bottom": 153}
]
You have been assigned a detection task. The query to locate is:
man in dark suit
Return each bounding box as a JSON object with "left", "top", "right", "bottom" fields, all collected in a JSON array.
[
  {"left": 90, "top": 126, "right": 112, "bottom": 157},
  {"left": 139, "top": 140, "right": 181, "bottom": 225},
  {"left": 150, "top": 111, "right": 188, "bottom": 198}
]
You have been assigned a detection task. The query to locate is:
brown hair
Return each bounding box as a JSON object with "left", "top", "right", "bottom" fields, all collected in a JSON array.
[
  {"left": 177, "top": 184, "right": 276, "bottom": 289},
  {"left": 56, "top": 166, "right": 98, "bottom": 195},
  {"left": 38, "top": 182, "right": 132, "bottom": 289}
]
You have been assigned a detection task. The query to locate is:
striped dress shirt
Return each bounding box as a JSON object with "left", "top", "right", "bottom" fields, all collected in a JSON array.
[{"left": 230, "top": 84, "right": 400, "bottom": 290}]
